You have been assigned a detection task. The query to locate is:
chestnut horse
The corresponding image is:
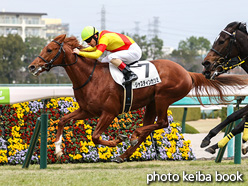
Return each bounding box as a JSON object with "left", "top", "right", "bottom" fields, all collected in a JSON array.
[
  {"left": 201, "top": 22, "right": 248, "bottom": 154},
  {"left": 28, "top": 34, "right": 245, "bottom": 163}
]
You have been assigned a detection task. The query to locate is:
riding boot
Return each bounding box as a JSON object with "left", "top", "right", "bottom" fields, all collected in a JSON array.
[{"left": 122, "top": 66, "right": 138, "bottom": 85}]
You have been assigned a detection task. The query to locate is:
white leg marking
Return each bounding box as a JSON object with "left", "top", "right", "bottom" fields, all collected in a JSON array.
[{"left": 55, "top": 135, "right": 62, "bottom": 155}]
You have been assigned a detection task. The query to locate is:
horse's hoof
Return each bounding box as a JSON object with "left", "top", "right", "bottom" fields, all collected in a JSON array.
[
  {"left": 200, "top": 138, "right": 211, "bottom": 148},
  {"left": 242, "top": 148, "right": 248, "bottom": 155},
  {"left": 118, "top": 134, "right": 128, "bottom": 141},
  {"left": 205, "top": 147, "right": 216, "bottom": 154},
  {"left": 56, "top": 151, "right": 63, "bottom": 159},
  {"left": 113, "top": 156, "right": 124, "bottom": 163},
  {"left": 242, "top": 142, "right": 248, "bottom": 155},
  {"left": 130, "top": 139, "right": 138, "bottom": 147}
]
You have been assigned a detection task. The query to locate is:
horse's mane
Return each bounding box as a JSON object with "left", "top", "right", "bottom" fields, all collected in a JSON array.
[
  {"left": 225, "top": 21, "right": 247, "bottom": 34},
  {"left": 64, "top": 36, "right": 83, "bottom": 49},
  {"left": 226, "top": 21, "right": 240, "bottom": 28},
  {"left": 63, "top": 36, "right": 102, "bottom": 65}
]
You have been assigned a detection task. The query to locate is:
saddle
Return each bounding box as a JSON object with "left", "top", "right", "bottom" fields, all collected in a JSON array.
[{"left": 109, "top": 61, "right": 161, "bottom": 113}]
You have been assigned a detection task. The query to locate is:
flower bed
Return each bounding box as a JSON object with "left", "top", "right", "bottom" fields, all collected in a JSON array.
[{"left": 0, "top": 98, "right": 195, "bottom": 165}]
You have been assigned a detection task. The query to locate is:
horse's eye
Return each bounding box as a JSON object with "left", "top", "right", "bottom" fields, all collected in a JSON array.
[
  {"left": 47, "top": 49, "right": 52, "bottom": 53},
  {"left": 218, "top": 58, "right": 225, "bottom": 63},
  {"left": 218, "top": 40, "right": 225, "bottom": 45}
]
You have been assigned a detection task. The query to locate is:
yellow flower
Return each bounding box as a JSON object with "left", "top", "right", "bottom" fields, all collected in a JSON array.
[
  {"left": 74, "top": 154, "right": 82, "bottom": 160},
  {"left": 130, "top": 150, "right": 142, "bottom": 159},
  {"left": 88, "top": 141, "right": 95, "bottom": 147},
  {"left": 167, "top": 151, "right": 172, "bottom": 159},
  {"left": 0, "top": 150, "right": 8, "bottom": 163},
  {"left": 170, "top": 123, "right": 177, "bottom": 128},
  {"left": 145, "top": 140, "right": 152, "bottom": 146},
  {"left": 69, "top": 154, "right": 83, "bottom": 160},
  {"left": 86, "top": 129, "right": 92, "bottom": 135},
  {"left": 76, "top": 120, "right": 84, "bottom": 126}
]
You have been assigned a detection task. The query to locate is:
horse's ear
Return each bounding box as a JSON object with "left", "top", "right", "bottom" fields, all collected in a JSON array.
[
  {"left": 53, "top": 34, "right": 66, "bottom": 43},
  {"left": 238, "top": 22, "right": 247, "bottom": 33},
  {"left": 236, "top": 22, "right": 242, "bottom": 29}
]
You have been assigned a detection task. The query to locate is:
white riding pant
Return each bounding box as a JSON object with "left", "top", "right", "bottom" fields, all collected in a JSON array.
[{"left": 101, "top": 43, "right": 142, "bottom": 64}]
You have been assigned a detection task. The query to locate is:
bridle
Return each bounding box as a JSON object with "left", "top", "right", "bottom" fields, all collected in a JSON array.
[
  {"left": 38, "top": 40, "right": 78, "bottom": 71},
  {"left": 211, "top": 30, "right": 237, "bottom": 59},
  {"left": 37, "top": 40, "right": 97, "bottom": 90},
  {"left": 209, "top": 29, "right": 247, "bottom": 78}
]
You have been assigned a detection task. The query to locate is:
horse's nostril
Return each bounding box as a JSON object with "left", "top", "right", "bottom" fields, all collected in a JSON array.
[
  {"left": 202, "top": 61, "right": 211, "bottom": 67},
  {"left": 28, "top": 65, "right": 36, "bottom": 72},
  {"left": 204, "top": 71, "right": 210, "bottom": 76},
  {"left": 202, "top": 71, "right": 211, "bottom": 79}
]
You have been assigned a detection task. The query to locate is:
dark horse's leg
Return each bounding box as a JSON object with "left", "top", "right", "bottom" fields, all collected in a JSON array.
[
  {"left": 241, "top": 115, "right": 248, "bottom": 154},
  {"left": 205, "top": 119, "right": 245, "bottom": 154},
  {"left": 201, "top": 105, "right": 248, "bottom": 148},
  {"left": 55, "top": 108, "right": 93, "bottom": 157}
]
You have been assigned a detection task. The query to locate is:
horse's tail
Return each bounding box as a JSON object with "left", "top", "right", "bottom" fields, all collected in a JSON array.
[{"left": 188, "top": 72, "right": 248, "bottom": 105}]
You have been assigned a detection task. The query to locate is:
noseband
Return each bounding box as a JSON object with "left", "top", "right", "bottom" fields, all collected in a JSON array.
[{"left": 38, "top": 40, "right": 78, "bottom": 71}]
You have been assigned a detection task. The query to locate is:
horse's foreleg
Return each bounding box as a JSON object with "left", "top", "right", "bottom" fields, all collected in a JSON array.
[
  {"left": 241, "top": 115, "right": 248, "bottom": 154},
  {"left": 242, "top": 115, "right": 248, "bottom": 141},
  {"left": 91, "top": 112, "right": 123, "bottom": 147},
  {"left": 201, "top": 106, "right": 248, "bottom": 148},
  {"left": 55, "top": 109, "right": 92, "bottom": 158},
  {"left": 218, "top": 119, "right": 245, "bottom": 148},
  {"left": 205, "top": 119, "right": 245, "bottom": 155}
]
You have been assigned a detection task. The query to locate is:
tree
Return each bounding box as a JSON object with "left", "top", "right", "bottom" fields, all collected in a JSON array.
[
  {"left": 24, "top": 36, "right": 48, "bottom": 64},
  {"left": 132, "top": 34, "right": 164, "bottom": 60},
  {"left": 0, "top": 34, "right": 25, "bottom": 83},
  {"left": 171, "top": 36, "right": 211, "bottom": 72},
  {"left": 132, "top": 34, "right": 149, "bottom": 60},
  {"left": 23, "top": 36, "right": 48, "bottom": 84},
  {"left": 148, "top": 36, "right": 164, "bottom": 60}
]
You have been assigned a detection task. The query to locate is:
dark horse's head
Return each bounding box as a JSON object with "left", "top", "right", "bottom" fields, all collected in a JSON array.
[
  {"left": 202, "top": 21, "right": 248, "bottom": 79},
  {"left": 28, "top": 34, "right": 82, "bottom": 76}
]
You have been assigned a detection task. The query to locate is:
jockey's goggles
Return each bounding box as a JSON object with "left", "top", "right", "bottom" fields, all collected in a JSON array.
[{"left": 84, "top": 36, "right": 93, "bottom": 43}]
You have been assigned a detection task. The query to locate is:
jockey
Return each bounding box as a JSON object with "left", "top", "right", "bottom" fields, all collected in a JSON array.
[{"left": 72, "top": 26, "right": 142, "bottom": 85}]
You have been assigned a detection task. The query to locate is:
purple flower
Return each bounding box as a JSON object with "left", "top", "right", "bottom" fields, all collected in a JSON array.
[{"left": 0, "top": 137, "right": 7, "bottom": 150}]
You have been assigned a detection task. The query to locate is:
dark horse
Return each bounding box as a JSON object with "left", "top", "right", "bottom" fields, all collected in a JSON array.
[
  {"left": 201, "top": 21, "right": 248, "bottom": 154},
  {"left": 28, "top": 34, "right": 245, "bottom": 162}
]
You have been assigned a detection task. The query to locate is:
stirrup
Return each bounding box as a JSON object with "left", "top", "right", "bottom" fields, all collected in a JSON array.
[{"left": 122, "top": 74, "right": 138, "bottom": 85}]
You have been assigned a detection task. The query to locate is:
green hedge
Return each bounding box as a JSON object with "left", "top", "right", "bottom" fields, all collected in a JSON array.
[
  {"left": 202, "top": 110, "right": 221, "bottom": 119},
  {"left": 184, "top": 123, "right": 200, "bottom": 134},
  {"left": 176, "top": 122, "right": 199, "bottom": 134},
  {"left": 169, "top": 107, "right": 201, "bottom": 122}
]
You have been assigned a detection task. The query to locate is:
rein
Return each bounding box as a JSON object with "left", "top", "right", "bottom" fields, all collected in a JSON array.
[
  {"left": 38, "top": 39, "right": 97, "bottom": 90},
  {"left": 220, "top": 56, "right": 246, "bottom": 71},
  {"left": 73, "top": 60, "right": 97, "bottom": 90}
]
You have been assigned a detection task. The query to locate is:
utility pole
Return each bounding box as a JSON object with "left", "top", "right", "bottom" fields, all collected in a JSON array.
[
  {"left": 134, "top": 21, "right": 140, "bottom": 35},
  {"left": 101, "top": 5, "right": 106, "bottom": 30},
  {"left": 147, "top": 20, "right": 153, "bottom": 40},
  {"left": 153, "top": 16, "right": 160, "bottom": 37}
]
